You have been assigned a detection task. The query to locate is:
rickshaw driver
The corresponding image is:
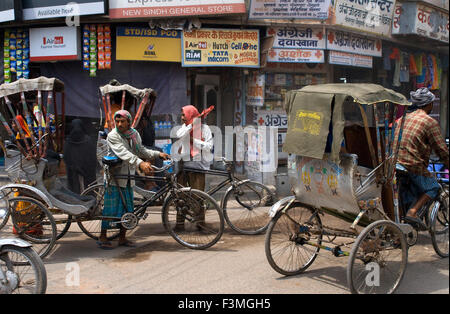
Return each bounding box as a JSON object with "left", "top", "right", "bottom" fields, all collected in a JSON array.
[
  {"left": 395, "top": 87, "right": 449, "bottom": 228},
  {"left": 98, "top": 110, "right": 170, "bottom": 249}
]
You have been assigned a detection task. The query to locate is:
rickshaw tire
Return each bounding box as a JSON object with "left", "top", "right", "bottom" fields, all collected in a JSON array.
[
  {"left": 222, "top": 181, "right": 275, "bottom": 235},
  {"left": 265, "top": 203, "right": 322, "bottom": 276},
  {"left": 0, "top": 245, "right": 47, "bottom": 294},
  {"left": 347, "top": 220, "right": 408, "bottom": 294},
  {"left": 429, "top": 189, "right": 449, "bottom": 258},
  {"left": 7, "top": 196, "right": 57, "bottom": 260}
]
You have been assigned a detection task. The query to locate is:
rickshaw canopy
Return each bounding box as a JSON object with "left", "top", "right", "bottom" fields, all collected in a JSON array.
[
  {"left": 99, "top": 83, "right": 156, "bottom": 99},
  {"left": 0, "top": 77, "right": 65, "bottom": 98},
  {"left": 283, "top": 83, "right": 411, "bottom": 162}
]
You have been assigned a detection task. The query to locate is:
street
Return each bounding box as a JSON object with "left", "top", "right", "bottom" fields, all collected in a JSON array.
[{"left": 43, "top": 207, "right": 449, "bottom": 294}]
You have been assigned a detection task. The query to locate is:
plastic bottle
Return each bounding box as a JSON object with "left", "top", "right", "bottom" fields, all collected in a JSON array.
[
  {"left": 167, "top": 121, "right": 172, "bottom": 138},
  {"left": 158, "top": 121, "right": 163, "bottom": 137},
  {"left": 154, "top": 121, "right": 159, "bottom": 138},
  {"left": 163, "top": 121, "right": 168, "bottom": 137}
]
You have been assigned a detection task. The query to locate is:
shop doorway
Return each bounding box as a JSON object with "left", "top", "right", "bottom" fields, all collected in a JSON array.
[
  {"left": 333, "top": 65, "right": 373, "bottom": 83},
  {"left": 193, "top": 74, "right": 221, "bottom": 127}
]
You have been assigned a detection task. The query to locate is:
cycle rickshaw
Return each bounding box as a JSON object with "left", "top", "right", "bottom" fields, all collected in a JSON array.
[
  {"left": 264, "top": 83, "right": 449, "bottom": 294},
  {"left": 0, "top": 78, "right": 224, "bottom": 257}
]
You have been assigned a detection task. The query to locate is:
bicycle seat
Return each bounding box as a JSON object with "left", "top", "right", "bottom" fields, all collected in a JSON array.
[{"left": 102, "top": 156, "right": 122, "bottom": 167}]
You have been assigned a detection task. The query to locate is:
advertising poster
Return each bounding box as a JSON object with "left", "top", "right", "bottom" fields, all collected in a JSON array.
[
  {"left": 267, "top": 27, "right": 326, "bottom": 50},
  {"left": 247, "top": 73, "right": 265, "bottom": 107},
  {"left": 22, "top": 0, "right": 106, "bottom": 20},
  {"left": 326, "top": 30, "right": 382, "bottom": 57},
  {"left": 29, "top": 26, "right": 80, "bottom": 62},
  {"left": 249, "top": 0, "right": 332, "bottom": 19},
  {"left": 333, "top": 0, "right": 396, "bottom": 36},
  {"left": 109, "top": 0, "right": 246, "bottom": 18},
  {"left": 116, "top": 27, "right": 181, "bottom": 62},
  {"left": 182, "top": 29, "right": 260, "bottom": 68}
]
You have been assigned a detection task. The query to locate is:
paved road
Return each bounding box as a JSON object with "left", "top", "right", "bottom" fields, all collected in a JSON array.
[{"left": 41, "top": 209, "right": 448, "bottom": 294}]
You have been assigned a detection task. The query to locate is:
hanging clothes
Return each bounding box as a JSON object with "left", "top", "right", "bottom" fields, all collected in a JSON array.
[{"left": 400, "top": 51, "right": 410, "bottom": 83}]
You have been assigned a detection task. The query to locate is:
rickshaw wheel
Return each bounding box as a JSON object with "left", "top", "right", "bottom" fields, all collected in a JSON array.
[
  {"left": 429, "top": 186, "right": 449, "bottom": 258},
  {"left": 265, "top": 203, "right": 322, "bottom": 276},
  {"left": 79, "top": 184, "right": 120, "bottom": 241},
  {"left": 347, "top": 220, "right": 408, "bottom": 294},
  {"left": 3, "top": 196, "right": 57, "bottom": 262}
]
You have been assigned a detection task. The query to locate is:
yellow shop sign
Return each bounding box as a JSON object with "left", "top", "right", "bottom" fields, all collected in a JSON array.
[{"left": 116, "top": 27, "right": 181, "bottom": 62}]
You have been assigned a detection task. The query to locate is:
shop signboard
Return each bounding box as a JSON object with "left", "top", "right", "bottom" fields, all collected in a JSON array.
[
  {"left": 329, "top": 50, "right": 373, "bottom": 68},
  {"left": 116, "top": 27, "right": 181, "bottom": 62},
  {"left": 22, "top": 0, "right": 106, "bottom": 20},
  {"left": 0, "top": 0, "right": 20, "bottom": 23},
  {"left": 267, "top": 27, "right": 326, "bottom": 50},
  {"left": 181, "top": 29, "right": 260, "bottom": 68},
  {"left": 267, "top": 48, "right": 325, "bottom": 63},
  {"left": 29, "top": 26, "right": 80, "bottom": 61},
  {"left": 247, "top": 73, "right": 265, "bottom": 107},
  {"left": 249, "top": 0, "right": 332, "bottom": 20},
  {"left": 393, "top": 1, "right": 449, "bottom": 43},
  {"left": 109, "top": 0, "right": 246, "bottom": 18},
  {"left": 326, "top": 30, "right": 382, "bottom": 57},
  {"left": 333, "top": 0, "right": 396, "bottom": 36},
  {"left": 256, "top": 110, "right": 288, "bottom": 128}
]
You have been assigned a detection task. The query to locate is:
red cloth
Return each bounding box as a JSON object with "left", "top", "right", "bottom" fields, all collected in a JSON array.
[{"left": 182, "top": 105, "right": 214, "bottom": 157}]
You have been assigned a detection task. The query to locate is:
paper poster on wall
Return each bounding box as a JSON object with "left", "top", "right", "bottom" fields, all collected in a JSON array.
[{"left": 247, "top": 73, "right": 265, "bottom": 107}]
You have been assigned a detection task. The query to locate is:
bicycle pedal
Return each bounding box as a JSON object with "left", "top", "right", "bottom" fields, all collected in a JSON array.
[{"left": 142, "top": 213, "right": 149, "bottom": 220}]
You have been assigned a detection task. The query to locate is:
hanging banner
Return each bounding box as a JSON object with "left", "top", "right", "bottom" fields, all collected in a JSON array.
[
  {"left": 109, "top": 0, "right": 246, "bottom": 18},
  {"left": 332, "top": 0, "right": 396, "bottom": 36},
  {"left": 116, "top": 27, "right": 181, "bottom": 62},
  {"left": 22, "top": 0, "right": 106, "bottom": 20},
  {"left": 249, "top": 0, "right": 332, "bottom": 20},
  {"left": 393, "top": 2, "right": 449, "bottom": 43},
  {"left": 247, "top": 73, "right": 265, "bottom": 107},
  {"left": 329, "top": 50, "right": 373, "bottom": 68},
  {"left": 182, "top": 29, "right": 260, "bottom": 68},
  {"left": 268, "top": 48, "right": 325, "bottom": 63},
  {"left": 267, "top": 27, "right": 326, "bottom": 50},
  {"left": 326, "top": 30, "right": 382, "bottom": 57},
  {"left": 0, "top": 0, "right": 20, "bottom": 23},
  {"left": 29, "top": 26, "right": 80, "bottom": 62}
]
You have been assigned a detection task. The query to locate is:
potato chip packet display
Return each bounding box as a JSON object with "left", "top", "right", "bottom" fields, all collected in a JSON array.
[
  {"left": 10, "top": 61, "right": 16, "bottom": 72},
  {"left": 98, "top": 61, "right": 105, "bottom": 70},
  {"left": 23, "top": 70, "right": 30, "bottom": 79},
  {"left": 89, "top": 67, "right": 97, "bottom": 77},
  {"left": 4, "top": 59, "right": 10, "bottom": 69}
]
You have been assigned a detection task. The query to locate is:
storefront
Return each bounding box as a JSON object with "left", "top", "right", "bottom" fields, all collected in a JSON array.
[{"left": 391, "top": 0, "right": 449, "bottom": 135}]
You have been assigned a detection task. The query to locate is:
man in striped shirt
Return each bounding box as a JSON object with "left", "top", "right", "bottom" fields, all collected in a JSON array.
[{"left": 396, "top": 88, "right": 449, "bottom": 228}]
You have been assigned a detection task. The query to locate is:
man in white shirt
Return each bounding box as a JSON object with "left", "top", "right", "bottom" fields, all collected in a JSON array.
[{"left": 174, "top": 105, "right": 214, "bottom": 230}]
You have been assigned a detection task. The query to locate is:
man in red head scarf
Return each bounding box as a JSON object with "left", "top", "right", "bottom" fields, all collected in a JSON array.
[{"left": 174, "top": 105, "right": 214, "bottom": 231}]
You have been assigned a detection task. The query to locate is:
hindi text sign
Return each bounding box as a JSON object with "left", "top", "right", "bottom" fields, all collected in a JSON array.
[{"left": 182, "top": 29, "right": 260, "bottom": 67}]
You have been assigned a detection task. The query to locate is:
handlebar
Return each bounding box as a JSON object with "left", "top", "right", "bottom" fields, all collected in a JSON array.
[{"left": 151, "top": 158, "right": 174, "bottom": 173}]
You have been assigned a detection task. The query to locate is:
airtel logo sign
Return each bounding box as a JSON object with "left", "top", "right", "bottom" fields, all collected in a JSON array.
[{"left": 43, "top": 36, "right": 64, "bottom": 45}]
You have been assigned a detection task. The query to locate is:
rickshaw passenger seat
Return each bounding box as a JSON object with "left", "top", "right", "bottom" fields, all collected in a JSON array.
[{"left": 102, "top": 156, "right": 122, "bottom": 167}]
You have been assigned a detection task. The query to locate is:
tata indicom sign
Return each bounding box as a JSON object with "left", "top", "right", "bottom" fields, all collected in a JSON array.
[
  {"left": 22, "top": 0, "right": 106, "bottom": 20},
  {"left": 109, "top": 0, "right": 246, "bottom": 18},
  {"left": 30, "top": 26, "right": 81, "bottom": 62}
]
